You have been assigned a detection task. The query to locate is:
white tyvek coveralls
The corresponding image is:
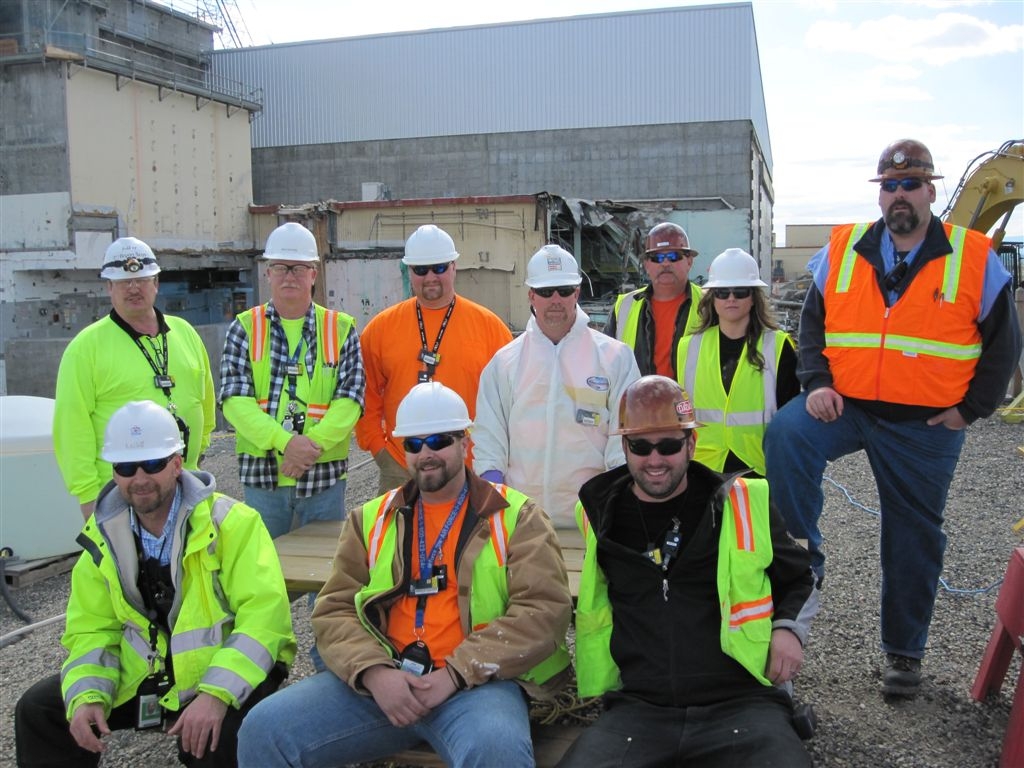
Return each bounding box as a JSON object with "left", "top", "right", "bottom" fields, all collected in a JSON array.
[{"left": 473, "top": 307, "right": 641, "bottom": 528}]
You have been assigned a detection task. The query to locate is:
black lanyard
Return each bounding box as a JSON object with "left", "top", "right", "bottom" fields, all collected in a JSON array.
[
  {"left": 130, "top": 332, "right": 190, "bottom": 461},
  {"left": 415, "top": 298, "right": 456, "bottom": 380}
]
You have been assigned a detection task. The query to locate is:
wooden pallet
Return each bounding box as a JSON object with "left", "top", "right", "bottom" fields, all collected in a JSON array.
[{"left": 2, "top": 553, "right": 77, "bottom": 588}]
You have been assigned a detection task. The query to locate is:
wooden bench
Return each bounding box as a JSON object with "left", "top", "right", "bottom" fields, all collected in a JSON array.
[
  {"left": 274, "top": 522, "right": 589, "bottom": 765},
  {"left": 275, "top": 521, "right": 585, "bottom": 596},
  {"left": 971, "top": 546, "right": 1024, "bottom": 768}
]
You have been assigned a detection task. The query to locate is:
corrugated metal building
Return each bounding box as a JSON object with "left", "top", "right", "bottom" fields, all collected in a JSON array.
[{"left": 211, "top": 2, "right": 774, "bottom": 265}]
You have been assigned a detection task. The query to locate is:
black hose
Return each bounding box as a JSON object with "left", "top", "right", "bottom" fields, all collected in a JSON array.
[{"left": 0, "top": 557, "right": 35, "bottom": 624}]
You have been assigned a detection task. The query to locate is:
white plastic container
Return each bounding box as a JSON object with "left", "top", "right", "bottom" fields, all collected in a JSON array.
[{"left": 0, "top": 396, "right": 82, "bottom": 559}]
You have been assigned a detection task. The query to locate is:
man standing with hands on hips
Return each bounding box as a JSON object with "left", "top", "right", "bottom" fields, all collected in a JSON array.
[{"left": 765, "top": 139, "right": 1021, "bottom": 698}]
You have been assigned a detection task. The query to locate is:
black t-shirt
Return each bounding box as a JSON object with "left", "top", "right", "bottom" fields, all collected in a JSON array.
[{"left": 598, "top": 468, "right": 768, "bottom": 707}]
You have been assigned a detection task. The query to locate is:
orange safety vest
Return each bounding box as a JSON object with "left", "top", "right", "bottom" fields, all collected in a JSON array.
[{"left": 823, "top": 222, "right": 988, "bottom": 407}]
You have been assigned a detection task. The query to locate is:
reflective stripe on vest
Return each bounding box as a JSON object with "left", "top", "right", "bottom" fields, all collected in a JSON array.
[
  {"left": 367, "top": 489, "right": 400, "bottom": 570},
  {"left": 486, "top": 484, "right": 511, "bottom": 567},
  {"left": 248, "top": 306, "right": 342, "bottom": 366},
  {"left": 823, "top": 222, "right": 987, "bottom": 406}
]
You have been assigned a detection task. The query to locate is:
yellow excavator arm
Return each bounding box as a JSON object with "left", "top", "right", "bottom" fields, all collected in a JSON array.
[{"left": 941, "top": 140, "right": 1024, "bottom": 249}]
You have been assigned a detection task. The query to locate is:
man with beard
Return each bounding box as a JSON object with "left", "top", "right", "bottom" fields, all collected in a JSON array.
[
  {"left": 764, "top": 139, "right": 1021, "bottom": 698},
  {"left": 474, "top": 245, "right": 639, "bottom": 528},
  {"left": 16, "top": 401, "right": 295, "bottom": 768},
  {"left": 604, "top": 222, "right": 703, "bottom": 377},
  {"left": 561, "top": 376, "right": 817, "bottom": 767},
  {"left": 239, "top": 382, "right": 572, "bottom": 768},
  {"left": 356, "top": 224, "right": 512, "bottom": 494},
  {"left": 54, "top": 237, "right": 215, "bottom": 520}
]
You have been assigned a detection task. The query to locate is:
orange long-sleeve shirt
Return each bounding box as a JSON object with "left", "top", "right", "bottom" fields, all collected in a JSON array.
[{"left": 355, "top": 296, "right": 513, "bottom": 465}]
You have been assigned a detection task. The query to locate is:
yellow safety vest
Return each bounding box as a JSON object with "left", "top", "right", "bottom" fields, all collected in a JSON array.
[{"left": 676, "top": 329, "right": 791, "bottom": 475}]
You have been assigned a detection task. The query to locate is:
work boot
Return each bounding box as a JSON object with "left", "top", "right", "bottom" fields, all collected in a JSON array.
[{"left": 882, "top": 653, "right": 922, "bottom": 698}]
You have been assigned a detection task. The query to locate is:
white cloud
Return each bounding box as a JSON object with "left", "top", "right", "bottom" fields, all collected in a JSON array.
[{"left": 807, "top": 12, "right": 1024, "bottom": 63}]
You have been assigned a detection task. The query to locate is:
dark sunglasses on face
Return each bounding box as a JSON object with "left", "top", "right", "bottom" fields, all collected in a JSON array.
[
  {"left": 880, "top": 178, "right": 925, "bottom": 193},
  {"left": 410, "top": 263, "right": 451, "bottom": 276},
  {"left": 402, "top": 431, "right": 465, "bottom": 454},
  {"left": 533, "top": 286, "right": 577, "bottom": 298},
  {"left": 646, "top": 251, "right": 690, "bottom": 264},
  {"left": 712, "top": 287, "right": 753, "bottom": 300},
  {"left": 625, "top": 434, "right": 690, "bottom": 456},
  {"left": 112, "top": 455, "right": 174, "bottom": 478}
]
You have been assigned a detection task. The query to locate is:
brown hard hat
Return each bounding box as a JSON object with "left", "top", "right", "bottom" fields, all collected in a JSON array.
[
  {"left": 615, "top": 375, "right": 700, "bottom": 435},
  {"left": 645, "top": 222, "right": 698, "bottom": 257},
  {"left": 869, "top": 139, "right": 944, "bottom": 182}
]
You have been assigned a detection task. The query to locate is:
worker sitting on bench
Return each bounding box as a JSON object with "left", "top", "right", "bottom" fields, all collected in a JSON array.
[{"left": 238, "top": 382, "right": 572, "bottom": 768}]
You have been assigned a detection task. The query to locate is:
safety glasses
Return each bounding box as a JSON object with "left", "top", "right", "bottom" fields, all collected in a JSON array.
[
  {"left": 402, "top": 431, "right": 465, "bottom": 454},
  {"left": 410, "top": 263, "right": 451, "bottom": 276},
  {"left": 646, "top": 251, "right": 691, "bottom": 264},
  {"left": 112, "top": 455, "right": 174, "bottom": 478},
  {"left": 880, "top": 178, "right": 925, "bottom": 193},
  {"left": 533, "top": 286, "right": 577, "bottom": 298},
  {"left": 624, "top": 435, "right": 690, "bottom": 456},
  {"left": 712, "top": 287, "right": 753, "bottom": 300},
  {"left": 268, "top": 263, "right": 315, "bottom": 276}
]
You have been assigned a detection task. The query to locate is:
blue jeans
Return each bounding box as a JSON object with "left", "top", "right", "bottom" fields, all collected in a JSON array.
[
  {"left": 243, "top": 479, "right": 346, "bottom": 539},
  {"left": 764, "top": 393, "right": 965, "bottom": 657},
  {"left": 237, "top": 672, "right": 533, "bottom": 768}
]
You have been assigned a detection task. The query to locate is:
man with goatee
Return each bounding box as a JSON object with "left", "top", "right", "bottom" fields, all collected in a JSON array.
[{"left": 765, "top": 139, "right": 1021, "bottom": 698}]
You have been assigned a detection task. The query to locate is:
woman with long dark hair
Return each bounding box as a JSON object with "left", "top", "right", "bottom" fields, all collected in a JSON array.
[{"left": 675, "top": 248, "right": 799, "bottom": 475}]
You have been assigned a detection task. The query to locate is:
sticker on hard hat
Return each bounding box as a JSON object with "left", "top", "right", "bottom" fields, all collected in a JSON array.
[
  {"left": 545, "top": 256, "right": 562, "bottom": 271},
  {"left": 656, "top": 241, "right": 671, "bottom": 248},
  {"left": 586, "top": 376, "right": 609, "bottom": 392},
  {"left": 676, "top": 400, "right": 695, "bottom": 421}
]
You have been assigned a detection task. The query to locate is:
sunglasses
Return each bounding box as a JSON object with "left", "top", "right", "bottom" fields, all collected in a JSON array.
[
  {"left": 410, "top": 263, "right": 451, "bottom": 276},
  {"left": 533, "top": 286, "right": 577, "bottom": 298},
  {"left": 880, "top": 178, "right": 925, "bottom": 193},
  {"left": 646, "top": 251, "right": 691, "bottom": 264},
  {"left": 402, "top": 431, "right": 464, "bottom": 454},
  {"left": 268, "top": 263, "right": 315, "bottom": 276},
  {"left": 712, "top": 287, "right": 753, "bottom": 300},
  {"left": 112, "top": 455, "right": 174, "bottom": 478},
  {"left": 624, "top": 434, "right": 690, "bottom": 456}
]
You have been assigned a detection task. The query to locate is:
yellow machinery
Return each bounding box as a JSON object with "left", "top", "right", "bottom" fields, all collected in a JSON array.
[
  {"left": 941, "top": 141, "right": 1024, "bottom": 427},
  {"left": 942, "top": 139, "right": 1024, "bottom": 251}
]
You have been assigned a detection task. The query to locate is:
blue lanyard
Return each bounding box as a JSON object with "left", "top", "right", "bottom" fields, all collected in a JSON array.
[
  {"left": 285, "top": 338, "right": 307, "bottom": 405},
  {"left": 414, "top": 481, "right": 469, "bottom": 630}
]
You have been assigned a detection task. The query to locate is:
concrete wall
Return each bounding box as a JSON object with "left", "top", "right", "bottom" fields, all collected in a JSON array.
[
  {"left": 252, "top": 121, "right": 757, "bottom": 210},
  {"left": 3, "top": 323, "right": 231, "bottom": 431},
  {"left": 0, "top": 62, "right": 70, "bottom": 196}
]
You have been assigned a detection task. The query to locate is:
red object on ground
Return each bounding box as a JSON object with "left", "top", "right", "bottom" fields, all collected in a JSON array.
[{"left": 971, "top": 546, "right": 1024, "bottom": 768}]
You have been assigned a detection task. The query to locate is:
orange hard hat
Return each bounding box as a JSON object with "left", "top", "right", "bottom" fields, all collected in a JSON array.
[
  {"left": 615, "top": 375, "right": 700, "bottom": 435},
  {"left": 869, "top": 139, "right": 943, "bottom": 182},
  {"left": 644, "top": 222, "right": 698, "bottom": 257}
]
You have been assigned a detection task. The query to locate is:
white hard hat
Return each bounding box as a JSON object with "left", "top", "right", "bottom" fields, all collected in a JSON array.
[
  {"left": 703, "top": 248, "right": 768, "bottom": 288},
  {"left": 525, "top": 244, "right": 583, "bottom": 288},
  {"left": 402, "top": 225, "right": 460, "bottom": 266},
  {"left": 100, "top": 237, "right": 161, "bottom": 281},
  {"left": 102, "top": 401, "right": 184, "bottom": 463},
  {"left": 262, "top": 222, "right": 320, "bottom": 262},
  {"left": 392, "top": 382, "right": 473, "bottom": 438}
]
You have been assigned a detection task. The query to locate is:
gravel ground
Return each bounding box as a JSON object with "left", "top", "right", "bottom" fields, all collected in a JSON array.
[{"left": 2, "top": 418, "right": 1022, "bottom": 767}]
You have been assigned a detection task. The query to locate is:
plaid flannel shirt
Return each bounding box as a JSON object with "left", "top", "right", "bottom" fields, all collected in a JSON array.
[{"left": 220, "top": 302, "right": 365, "bottom": 497}]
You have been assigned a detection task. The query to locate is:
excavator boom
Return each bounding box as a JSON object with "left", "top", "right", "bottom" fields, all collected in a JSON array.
[{"left": 941, "top": 140, "right": 1024, "bottom": 249}]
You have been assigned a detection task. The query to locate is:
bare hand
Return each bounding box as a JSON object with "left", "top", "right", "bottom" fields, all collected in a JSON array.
[
  {"left": 362, "top": 665, "right": 432, "bottom": 727},
  {"left": 926, "top": 406, "right": 967, "bottom": 431},
  {"left": 412, "top": 667, "right": 458, "bottom": 710},
  {"left": 167, "top": 692, "right": 228, "bottom": 760},
  {"left": 766, "top": 628, "right": 804, "bottom": 684},
  {"left": 69, "top": 703, "right": 110, "bottom": 753},
  {"left": 282, "top": 436, "right": 322, "bottom": 478},
  {"left": 805, "top": 387, "right": 843, "bottom": 422},
  {"left": 80, "top": 500, "right": 96, "bottom": 521}
]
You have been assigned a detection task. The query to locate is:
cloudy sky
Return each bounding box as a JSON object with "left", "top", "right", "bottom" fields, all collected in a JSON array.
[{"left": 201, "top": 0, "right": 1023, "bottom": 245}]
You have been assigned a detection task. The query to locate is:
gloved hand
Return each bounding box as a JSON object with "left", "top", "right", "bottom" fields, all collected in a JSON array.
[{"left": 480, "top": 469, "right": 505, "bottom": 484}]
